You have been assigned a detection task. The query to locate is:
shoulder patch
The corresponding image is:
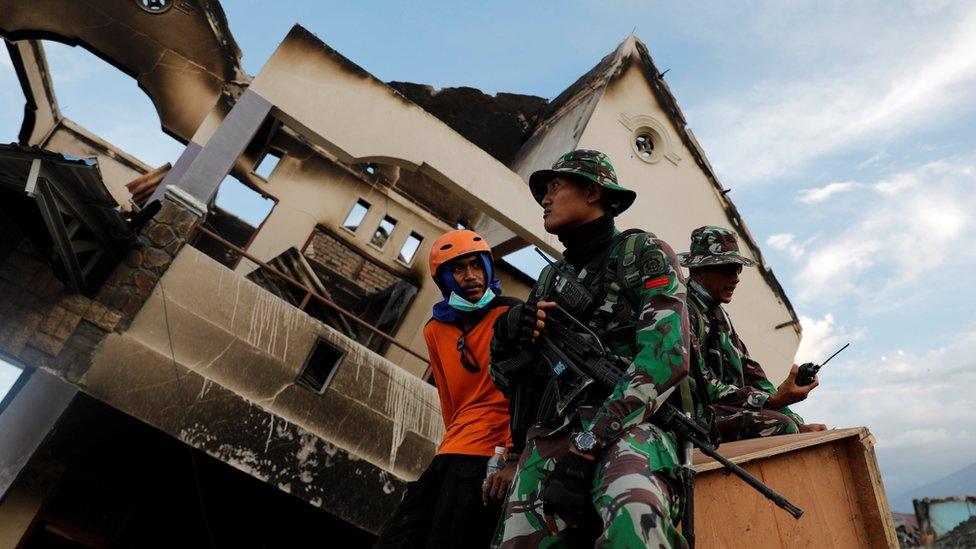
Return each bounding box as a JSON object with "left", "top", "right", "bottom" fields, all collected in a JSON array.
[{"left": 641, "top": 248, "right": 669, "bottom": 277}]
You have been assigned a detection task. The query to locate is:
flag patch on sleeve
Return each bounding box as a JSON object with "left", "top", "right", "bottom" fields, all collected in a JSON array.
[{"left": 644, "top": 276, "right": 669, "bottom": 289}]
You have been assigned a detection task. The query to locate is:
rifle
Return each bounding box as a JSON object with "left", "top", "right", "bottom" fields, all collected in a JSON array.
[{"left": 537, "top": 305, "right": 804, "bottom": 543}]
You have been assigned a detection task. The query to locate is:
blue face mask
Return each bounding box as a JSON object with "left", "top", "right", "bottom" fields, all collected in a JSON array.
[{"left": 448, "top": 288, "right": 496, "bottom": 311}]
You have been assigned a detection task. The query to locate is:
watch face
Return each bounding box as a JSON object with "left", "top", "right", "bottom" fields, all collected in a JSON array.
[{"left": 574, "top": 431, "right": 597, "bottom": 451}]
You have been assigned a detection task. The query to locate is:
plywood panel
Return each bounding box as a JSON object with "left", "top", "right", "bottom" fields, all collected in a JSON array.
[
  {"left": 694, "top": 461, "right": 783, "bottom": 549},
  {"left": 692, "top": 429, "right": 896, "bottom": 548},
  {"left": 760, "top": 444, "right": 866, "bottom": 547},
  {"left": 843, "top": 436, "right": 898, "bottom": 548}
]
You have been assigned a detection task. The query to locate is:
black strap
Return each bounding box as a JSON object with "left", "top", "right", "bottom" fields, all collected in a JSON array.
[{"left": 592, "top": 228, "right": 645, "bottom": 300}]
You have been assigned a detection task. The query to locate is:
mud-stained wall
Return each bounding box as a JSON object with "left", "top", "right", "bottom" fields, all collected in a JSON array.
[
  {"left": 577, "top": 63, "right": 800, "bottom": 379},
  {"left": 229, "top": 151, "right": 449, "bottom": 376},
  {"left": 89, "top": 246, "right": 444, "bottom": 484},
  {"left": 246, "top": 26, "right": 559, "bottom": 257}
]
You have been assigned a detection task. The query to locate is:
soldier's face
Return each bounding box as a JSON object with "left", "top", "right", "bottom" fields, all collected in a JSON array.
[
  {"left": 447, "top": 255, "right": 486, "bottom": 301},
  {"left": 692, "top": 264, "right": 742, "bottom": 304},
  {"left": 540, "top": 176, "right": 604, "bottom": 234}
]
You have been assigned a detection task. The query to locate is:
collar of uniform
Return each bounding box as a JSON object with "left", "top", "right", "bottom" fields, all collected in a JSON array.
[{"left": 558, "top": 214, "right": 614, "bottom": 270}]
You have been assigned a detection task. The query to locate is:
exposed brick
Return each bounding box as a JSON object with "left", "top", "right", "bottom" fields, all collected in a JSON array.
[
  {"left": 97, "top": 287, "right": 128, "bottom": 312},
  {"left": 34, "top": 272, "right": 66, "bottom": 298},
  {"left": 132, "top": 269, "right": 158, "bottom": 296},
  {"left": 54, "top": 320, "right": 107, "bottom": 383},
  {"left": 28, "top": 331, "right": 66, "bottom": 356},
  {"left": 40, "top": 305, "right": 67, "bottom": 335},
  {"left": 0, "top": 306, "right": 43, "bottom": 356},
  {"left": 97, "top": 309, "right": 123, "bottom": 332},
  {"left": 171, "top": 210, "right": 197, "bottom": 237},
  {"left": 53, "top": 311, "right": 82, "bottom": 341},
  {"left": 18, "top": 345, "right": 54, "bottom": 370},
  {"left": 124, "top": 248, "right": 144, "bottom": 268},
  {"left": 154, "top": 202, "right": 177, "bottom": 224},
  {"left": 146, "top": 223, "right": 176, "bottom": 247},
  {"left": 121, "top": 295, "right": 145, "bottom": 317},
  {"left": 143, "top": 248, "right": 171, "bottom": 270},
  {"left": 58, "top": 293, "right": 92, "bottom": 315}
]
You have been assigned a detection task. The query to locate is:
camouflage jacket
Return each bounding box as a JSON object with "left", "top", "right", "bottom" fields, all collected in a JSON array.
[
  {"left": 491, "top": 230, "right": 689, "bottom": 469},
  {"left": 686, "top": 281, "right": 803, "bottom": 424}
]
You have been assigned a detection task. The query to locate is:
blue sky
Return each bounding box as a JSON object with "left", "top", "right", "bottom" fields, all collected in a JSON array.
[{"left": 1, "top": 0, "right": 974, "bottom": 507}]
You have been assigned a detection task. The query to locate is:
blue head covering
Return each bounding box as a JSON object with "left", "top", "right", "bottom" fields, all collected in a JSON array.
[{"left": 432, "top": 251, "right": 502, "bottom": 323}]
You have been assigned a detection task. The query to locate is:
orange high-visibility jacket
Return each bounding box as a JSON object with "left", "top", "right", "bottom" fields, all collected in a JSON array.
[{"left": 424, "top": 305, "right": 512, "bottom": 456}]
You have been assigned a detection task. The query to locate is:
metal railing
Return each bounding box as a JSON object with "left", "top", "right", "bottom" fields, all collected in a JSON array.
[{"left": 192, "top": 224, "right": 430, "bottom": 368}]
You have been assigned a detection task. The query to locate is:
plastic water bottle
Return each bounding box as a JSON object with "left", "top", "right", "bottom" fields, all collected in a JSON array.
[{"left": 486, "top": 446, "right": 506, "bottom": 478}]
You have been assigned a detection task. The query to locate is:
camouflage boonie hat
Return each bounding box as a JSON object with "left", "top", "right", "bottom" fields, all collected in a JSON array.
[
  {"left": 528, "top": 149, "right": 637, "bottom": 216},
  {"left": 679, "top": 226, "right": 757, "bottom": 268}
]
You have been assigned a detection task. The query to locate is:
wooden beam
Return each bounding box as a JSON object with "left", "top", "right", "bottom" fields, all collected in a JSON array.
[{"left": 34, "top": 178, "right": 85, "bottom": 292}]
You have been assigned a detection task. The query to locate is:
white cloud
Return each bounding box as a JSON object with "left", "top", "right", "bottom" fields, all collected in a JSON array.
[
  {"left": 791, "top": 327, "right": 976, "bottom": 497},
  {"left": 794, "top": 313, "right": 865, "bottom": 364},
  {"left": 765, "top": 233, "right": 806, "bottom": 261},
  {"left": 794, "top": 158, "right": 975, "bottom": 303},
  {"left": 796, "top": 181, "right": 859, "bottom": 204},
  {"left": 697, "top": 6, "right": 976, "bottom": 183},
  {"left": 856, "top": 150, "right": 886, "bottom": 170}
]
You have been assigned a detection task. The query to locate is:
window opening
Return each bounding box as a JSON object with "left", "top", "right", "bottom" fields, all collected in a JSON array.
[
  {"left": 635, "top": 132, "right": 656, "bottom": 160},
  {"left": 341, "top": 199, "right": 371, "bottom": 233},
  {"left": 370, "top": 215, "right": 397, "bottom": 249},
  {"left": 214, "top": 176, "right": 275, "bottom": 227},
  {"left": 397, "top": 232, "right": 423, "bottom": 265},
  {"left": 192, "top": 176, "right": 275, "bottom": 268},
  {"left": 0, "top": 355, "right": 25, "bottom": 414},
  {"left": 297, "top": 338, "right": 345, "bottom": 393},
  {"left": 500, "top": 246, "right": 552, "bottom": 280},
  {"left": 253, "top": 150, "right": 281, "bottom": 180}
]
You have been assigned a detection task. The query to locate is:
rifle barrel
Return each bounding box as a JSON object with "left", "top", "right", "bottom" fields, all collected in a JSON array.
[{"left": 694, "top": 440, "right": 804, "bottom": 519}]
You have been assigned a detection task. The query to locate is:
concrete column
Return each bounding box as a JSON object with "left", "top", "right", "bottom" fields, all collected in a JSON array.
[{"left": 149, "top": 89, "right": 273, "bottom": 211}]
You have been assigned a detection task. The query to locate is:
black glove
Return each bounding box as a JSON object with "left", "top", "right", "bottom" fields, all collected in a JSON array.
[
  {"left": 540, "top": 451, "right": 595, "bottom": 521},
  {"left": 494, "top": 302, "right": 539, "bottom": 349}
]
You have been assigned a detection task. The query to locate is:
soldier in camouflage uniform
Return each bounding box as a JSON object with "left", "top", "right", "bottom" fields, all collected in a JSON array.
[
  {"left": 489, "top": 150, "right": 689, "bottom": 548},
  {"left": 679, "top": 226, "right": 826, "bottom": 441}
]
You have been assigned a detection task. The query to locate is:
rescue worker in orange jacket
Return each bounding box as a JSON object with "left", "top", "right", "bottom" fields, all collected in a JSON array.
[{"left": 375, "top": 229, "right": 521, "bottom": 549}]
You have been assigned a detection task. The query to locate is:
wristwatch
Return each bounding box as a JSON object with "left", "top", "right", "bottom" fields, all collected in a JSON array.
[{"left": 571, "top": 430, "right": 599, "bottom": 453}]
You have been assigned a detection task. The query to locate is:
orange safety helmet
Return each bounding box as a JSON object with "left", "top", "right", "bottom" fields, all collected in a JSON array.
[{"left": 428, "top": 229, "right": 492, "bottom": 279}]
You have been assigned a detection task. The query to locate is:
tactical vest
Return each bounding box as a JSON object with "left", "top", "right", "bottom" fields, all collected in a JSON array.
[
  {"left": 529, "top": 230, "right": 705, "bottom": 433},
  {"left": 529, "top": 230, "right": 651, "bottom": 420}
]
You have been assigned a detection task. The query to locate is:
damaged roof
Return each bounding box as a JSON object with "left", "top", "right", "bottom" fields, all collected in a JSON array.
[
  {"left": 388, "top": 83, "right": 548, "bottom": 166},
  {"left": 0, "top": 0, "right": 249, "bottom": 143},
  {"left": 392, "top": 37, "right": 800, "bottom": 331}
]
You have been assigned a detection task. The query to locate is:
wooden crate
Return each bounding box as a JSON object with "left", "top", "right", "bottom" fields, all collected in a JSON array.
[{"left": 692, "top": 428, "right": 897, "bottom": 548}]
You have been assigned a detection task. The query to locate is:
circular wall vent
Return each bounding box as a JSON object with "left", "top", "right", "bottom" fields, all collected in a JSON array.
[{"left": 135, "top": 0, "right": 173, "bottom": 14}]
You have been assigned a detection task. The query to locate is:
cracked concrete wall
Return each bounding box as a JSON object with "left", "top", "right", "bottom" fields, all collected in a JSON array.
[
  {"left": 89, "top": 246, "right": 443, "bottom": 484},
  {"left": 576, "top": 63, "right": 801, "bottom": 379}
]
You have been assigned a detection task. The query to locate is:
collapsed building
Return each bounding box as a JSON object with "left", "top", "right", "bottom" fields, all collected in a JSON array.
[{"left": 0, "top": 1, "right": 896, "bottom": 546}]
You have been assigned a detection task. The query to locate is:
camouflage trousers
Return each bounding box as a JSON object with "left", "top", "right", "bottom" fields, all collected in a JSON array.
[
  {"left": 493, "top": 423, "right": 686, "bottom": 548},
  {"left": 713, "top": 404, "right": 799, "bottom": 441}
]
